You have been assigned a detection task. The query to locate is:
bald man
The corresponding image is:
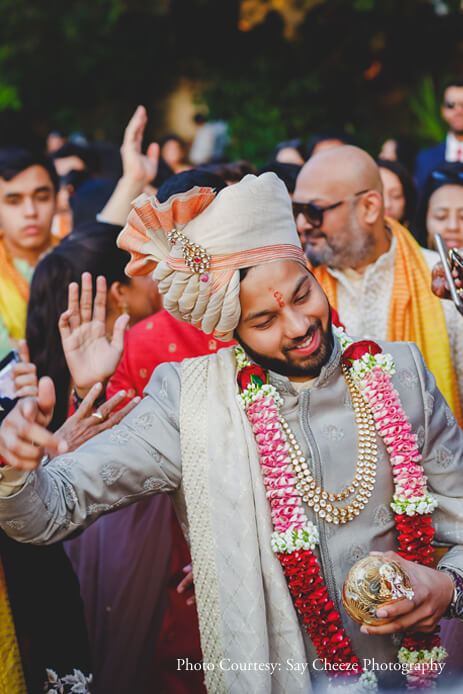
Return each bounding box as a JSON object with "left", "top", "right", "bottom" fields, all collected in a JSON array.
[{"left": 293, "top": 145, "right": 463, "bottom": 420}]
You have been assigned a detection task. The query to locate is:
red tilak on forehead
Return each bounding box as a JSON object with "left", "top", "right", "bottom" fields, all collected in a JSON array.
[{"left": 269, "top": 288, "right": 285, "bottom": 308}]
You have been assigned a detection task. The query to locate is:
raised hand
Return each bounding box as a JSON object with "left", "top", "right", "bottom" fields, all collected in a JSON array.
[
  {"left": 54, "top": 382, "right": 140, "bottom": 454},
  {"left": 12, "top": 340, "right": 38, "bottom": 399},
  {"left": 98, "top": 105, "right": 159, "bottom": 226},
  {"left": 0, "top": 377, "right": 68, "bottom": 470},
  {"left": 120, "top": 105, "right": 159, "bottom": 186},
  {"left": 59, "top": 272, "right": 130, "bottom": 398}
]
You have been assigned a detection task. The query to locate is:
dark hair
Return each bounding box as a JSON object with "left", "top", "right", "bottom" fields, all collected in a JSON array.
[
  {"left": 305, "top": 130, "right": 355, "bottom": 160},
  {"left": 152, "top": 157, "right": 175, "bottom": 188},
  {"left": 156, "top": 169, "right": 228, "bottom": 203},
  {"left": 393, "top": 136, "right": 418, "bottom": 175},
  {"left": 380, "top": 135, "right": 417, "bottom": 175},
  {"left": 26, "top": 223, "right": 130, "bottom": 431},
  {"left": 257, "top": 161, "right": 301, "bottom": 194},
  {"left": 0, "top": 146, "right": 59, "bottom": 192},
  {"left": 411, "top": 161, "right": 463, "bottom": 247},
  {"left": 159, "top": 133, "right": 185, "bottom": 149},
  {"left": 273, "top": 138, "right": 306, "bottom": 162},
  {"left": 444, "top": 77, "right": 463, "bottom": 91},
  {"left": 194, "top": 113, "right": 208, "bottom": 125},
  {"left": 195, "top": 160, "right": 256, "bottom": 183},
  {"left": 50, "top": 142, "right": 99, "bottom": 174},
  {"left": 377, "top": 158, "right": 418, "bottom": 226}
]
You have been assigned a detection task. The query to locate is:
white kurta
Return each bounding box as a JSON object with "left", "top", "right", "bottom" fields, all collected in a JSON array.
[{"left": 326, "top": 238, "right": 463, "bottom": 406}]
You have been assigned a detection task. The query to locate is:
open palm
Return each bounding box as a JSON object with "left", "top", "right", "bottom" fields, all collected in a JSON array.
[
  {"left": 59, "top": 272, "right": 129, "bottom": 396},
  {"left": 120, "top": 105, "right": 159, "bottom": 185}
]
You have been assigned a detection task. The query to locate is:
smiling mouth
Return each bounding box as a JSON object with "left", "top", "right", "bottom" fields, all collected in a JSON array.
[
  {"left": 286, "top": 327, "right": 321, "bottom": 356},
  {"left": 293, "top": 333, "right": 314, "bottom": 349}
]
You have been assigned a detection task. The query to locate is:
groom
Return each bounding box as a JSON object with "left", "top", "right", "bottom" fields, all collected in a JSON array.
[{"left": 0, "top": 172, "right": 462, "bottom": 692}]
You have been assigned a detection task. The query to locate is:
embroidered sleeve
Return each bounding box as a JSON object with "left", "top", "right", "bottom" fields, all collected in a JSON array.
[
  {"left": 410, "top": 342, "right": 463, "bottom": 575},
  {"left": 0, "top": 362, "right": 183, "bottom": 545}
]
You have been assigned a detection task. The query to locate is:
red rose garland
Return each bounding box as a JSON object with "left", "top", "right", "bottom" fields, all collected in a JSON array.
[
  {"left": 279, "top": 551, "right": 362, "bottom": 676},
  {"left": 236, "top": 329, "right": 447, "bottom": 692}
]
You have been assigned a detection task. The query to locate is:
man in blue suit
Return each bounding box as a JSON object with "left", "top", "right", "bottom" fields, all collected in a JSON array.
[{"left": 415, "top": 78, "right": 463, "bottom": 194}]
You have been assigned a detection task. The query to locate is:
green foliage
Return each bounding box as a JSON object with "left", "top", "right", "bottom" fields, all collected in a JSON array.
[
  {"left": 0, "top": 0, "right": 460, "bottom": 156},
  {"left": 202, "top": 74, "right": 286, "bottom": 165},
  {"left": 407, "top": 75, "right": 448, "bottom": 145},
  {"left": 0, "top": 83, "right": 21, "bottom": 111},
  {"left": 353, "top": 0, "right": 375, "bottom": 10},
  {"left": 202, "top": 56, "right": 324, "bottom": 165}
]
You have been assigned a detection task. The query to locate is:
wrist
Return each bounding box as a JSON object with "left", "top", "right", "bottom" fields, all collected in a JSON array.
[
  {"left": 117, "top": 174, "right": 145, "bottom": 196},
  {"left": 442, "top": 570, "right": 456, "bottom": 613},
  {"left": 438, "top": 567, "right": 463, "bottom": 619},
  {"left": 72, "top": 386, "right": 106, "bottom": 411},
  {"left": 74, "top": 385, "right": 92, "bottom": 399}
]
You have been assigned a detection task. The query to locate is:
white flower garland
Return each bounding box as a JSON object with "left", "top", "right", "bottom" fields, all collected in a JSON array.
[
  {"left": 390, "top": 493, "right": 439, "bottom": 516},
  {"left": 270, "top": 522, "right": 319, "bottom": 554}
]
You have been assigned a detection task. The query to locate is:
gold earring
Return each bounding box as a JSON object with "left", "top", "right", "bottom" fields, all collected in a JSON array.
[{"left": 121, "top": 302, "right": 130, "bottom": 315}]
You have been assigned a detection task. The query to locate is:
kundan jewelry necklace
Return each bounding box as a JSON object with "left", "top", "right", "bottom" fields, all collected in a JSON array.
[
  {"left": 235, "top": 328, "right": 446, "bottom": 692},
  {"left": 284, "top": 364, "right": 378, "bottom": 524}
]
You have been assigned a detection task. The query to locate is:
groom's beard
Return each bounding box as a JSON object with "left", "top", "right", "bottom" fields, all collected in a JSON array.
[{"left": 235, "top": 311, "right": 334, "bottom": 380}]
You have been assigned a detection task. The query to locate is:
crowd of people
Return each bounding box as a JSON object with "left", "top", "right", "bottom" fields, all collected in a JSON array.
[{"left": 0, "top": 78, "right": 462, "bottom": 694}]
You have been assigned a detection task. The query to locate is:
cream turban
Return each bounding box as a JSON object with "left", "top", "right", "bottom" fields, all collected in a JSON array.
[{"left": 117, "top": 172, "right": 305, "bottom": 341}]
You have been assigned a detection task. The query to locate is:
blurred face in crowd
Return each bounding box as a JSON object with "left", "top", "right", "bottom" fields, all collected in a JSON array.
[
  {"left": 46, "top": 132, "right": 66, "bottom": 154},
  {"left": 293, "top": 149, "right": 383, "bottom": 271},
  {"left": 426, "top": 184, "right": 463, "bottom": 250},
  {"left": 236, "top": 260, "right": 333, "bottom": 381},
  {"left": 442, "top": 86, "right": 463, "bottom": 136},
  {"left": 378, "top": 139, "right": 397, "bottom": 161},
  {"left": 161, "top": 139, "right": 184, "bottom": 169},
  {"left": 53, "top": 155, "right": 86, "bottom": 177},
  {"left": 310, "top": 139, "right": 346, "bottom": 157},
  {"left": 0, "top": 165, "right": 56, "bottom": 263},
  {"left": 110, "top": 276, "right": 163, "bottom": 326},
  {"left": 275, "top": 147, "right": 305, "bottom": 166},
  {"left": 379, "top": 167, "right": 406, "bottom": 222}
]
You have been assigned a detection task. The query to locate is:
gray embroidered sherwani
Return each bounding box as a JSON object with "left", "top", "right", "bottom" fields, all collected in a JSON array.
[{"left": 0, "top": 338, "right": 462, "bottom": 692}]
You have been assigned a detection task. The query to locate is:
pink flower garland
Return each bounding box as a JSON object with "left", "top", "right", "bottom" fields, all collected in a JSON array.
[
  {"left": 247, "top": 395, "right": 306, "bottom": 533},
  {"left": 236, "top": 329, "right": 448, "bottom": 691},
  {"left": 359, "top": 367, "right": 436, "bottom": 566}
]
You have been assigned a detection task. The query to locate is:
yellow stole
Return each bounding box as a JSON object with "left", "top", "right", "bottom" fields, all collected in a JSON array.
[
  {"left": 0, "top": 234, "right": 58, "bottom": 344},
  {"left": 0, "top": 237, "right": 30, "bottom": 342},
  {"left": 311, "top": 218, "right": 463, "bottom": 427},
  {"left": 0, "top": 557, "right": 27, "bottom": 693}
]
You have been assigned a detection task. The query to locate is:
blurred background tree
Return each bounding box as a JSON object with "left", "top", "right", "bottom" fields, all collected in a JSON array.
[{"left": 0, "top": 0, "right": 461, "bottom": 162}]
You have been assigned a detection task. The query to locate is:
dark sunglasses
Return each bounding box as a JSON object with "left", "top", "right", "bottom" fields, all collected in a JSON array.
[{"left": 292, "top": 190, "right": 369, "bottom": 228}]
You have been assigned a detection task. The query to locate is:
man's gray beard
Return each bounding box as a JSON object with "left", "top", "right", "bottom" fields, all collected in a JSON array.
[{"left": 305, "top": 210, "right": 376, "bottom": 270}]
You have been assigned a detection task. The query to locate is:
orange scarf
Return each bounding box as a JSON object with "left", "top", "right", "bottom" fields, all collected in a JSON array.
[{"left": 312, "top": 219, "right": 462, "bottom": 426}]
